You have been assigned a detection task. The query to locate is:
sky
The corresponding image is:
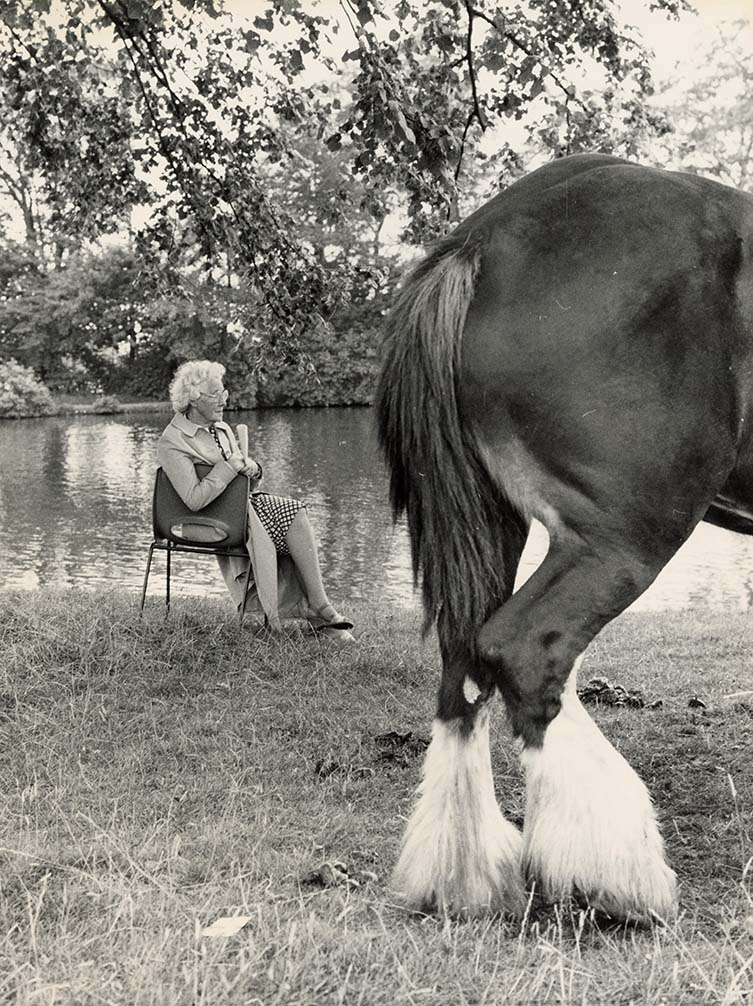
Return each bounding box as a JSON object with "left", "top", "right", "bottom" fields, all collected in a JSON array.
[{"left": 622, "top": 0, "right": 752, "bottom": 83}]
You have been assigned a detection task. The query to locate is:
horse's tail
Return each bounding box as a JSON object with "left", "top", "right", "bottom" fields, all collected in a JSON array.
[{"left": 376, "top": 236, "right": 525, "bottom": 654}]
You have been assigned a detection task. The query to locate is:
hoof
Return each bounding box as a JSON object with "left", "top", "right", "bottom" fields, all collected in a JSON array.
[
  {"left": 524, "top": 849, "right": 678, "bottom": 924},
  {"left": 393, "top": 822, "right": 526, "bottom": 918}
]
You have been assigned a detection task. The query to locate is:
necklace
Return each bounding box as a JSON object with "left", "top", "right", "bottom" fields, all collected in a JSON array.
[{"left": 208, "top": 424, "right": 229, "bottom": 461}]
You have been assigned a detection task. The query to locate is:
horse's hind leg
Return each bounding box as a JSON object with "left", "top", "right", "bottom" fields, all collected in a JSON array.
[
  {"left": 478, "top": 539, "right": 679, "bottom": 922},
  {"left": 522, "top": 652, "right": 676, "bottom": 921},
  {"left": 392, "top": 643, "right": 527, "bottom": 917}
]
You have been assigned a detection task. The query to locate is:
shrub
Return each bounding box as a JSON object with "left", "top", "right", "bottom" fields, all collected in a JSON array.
[
  {"left": 0, "top": 359, "right": 57, "bottom": 419},
  {"left": 91, "top": 394, "right": 122, "bottom": 414}
]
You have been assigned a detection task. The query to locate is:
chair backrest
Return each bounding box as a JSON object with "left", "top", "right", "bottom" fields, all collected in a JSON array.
[{"left": 152, "top": 465, "right": 249, "bottom": 550}]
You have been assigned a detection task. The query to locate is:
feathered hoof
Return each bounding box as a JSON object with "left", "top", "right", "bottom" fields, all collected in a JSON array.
[
  {"left": 521, "top": 690, "right": 679, "bottom": 924},
  {"left": 392, "top": 821, "right": 527, "bottom": 919},
  {"left": 391, "top": 714, "right": 527, "bottom": 919},
  {"left": 524, "top": 849, "right": 678, "bottom": 925}
]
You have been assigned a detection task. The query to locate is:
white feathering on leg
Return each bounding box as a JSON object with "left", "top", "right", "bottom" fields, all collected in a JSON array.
[
  {"left": 462, "top": 676, "right": 481, "bottom": 703},
  {"left": 521, "top": 660, "right": 677, "bottom": 921},
  {"left": 392, "top": 707, "right": 525, "bottom": 917}
]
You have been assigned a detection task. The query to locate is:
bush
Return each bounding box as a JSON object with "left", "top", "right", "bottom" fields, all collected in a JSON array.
[
  {"left": 0, "top": 359, "right": 57, "bottom": 418},
  {"left": 91, "top": 394, "right": 122, "bottom": 414},
  {"left": 44, "top": 354, "right": 96, "bottom": 395}
]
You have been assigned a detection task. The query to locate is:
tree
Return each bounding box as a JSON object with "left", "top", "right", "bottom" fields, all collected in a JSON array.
[
  {"left": 0, "top": 4, "right": 149, "bottom": 259},
  {"left": 0, "top": 0, "right": 692, "bottom": 359},
  {"left": 265, "top": 127, "right": 399, "bottom": 270},
  {"left": 0, "top": 243, "right": 135, "bottom": 386}
]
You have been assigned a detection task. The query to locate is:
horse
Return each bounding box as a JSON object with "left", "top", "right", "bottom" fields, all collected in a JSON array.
[{"left": 376, "top": 152, "right": 753, "bottom": 922}]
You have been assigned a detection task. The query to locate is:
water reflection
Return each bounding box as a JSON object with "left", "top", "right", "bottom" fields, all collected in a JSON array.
[{"left": 1, "top": 407, "right": 753, "bottom": 613}]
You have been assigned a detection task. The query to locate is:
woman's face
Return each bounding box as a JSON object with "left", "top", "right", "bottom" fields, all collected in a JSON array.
[{"left": 192, "top": 376, "right": 228, "bottom": 425}]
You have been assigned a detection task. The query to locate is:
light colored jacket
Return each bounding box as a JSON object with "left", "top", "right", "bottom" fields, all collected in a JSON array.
[{"left": 156, "top": 412, "right": 312, "bottom": 629}]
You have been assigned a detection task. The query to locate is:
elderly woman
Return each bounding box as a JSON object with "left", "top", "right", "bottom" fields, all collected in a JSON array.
[{"left": 157, "top": 359, "right": 354, "bottom": 642}]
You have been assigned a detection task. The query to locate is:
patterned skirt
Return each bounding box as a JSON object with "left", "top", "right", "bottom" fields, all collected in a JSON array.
[{"left": 250, "top": 492, "right": 305, "bottom": 555}]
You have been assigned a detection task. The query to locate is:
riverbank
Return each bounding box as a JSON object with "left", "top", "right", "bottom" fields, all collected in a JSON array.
[
  {"left": 1, "top": 590, "right": 752, "bottom": 1004},
  {"left": 53, "top": 396, "right": 172, "bottom": 416},
  {"left": 45, "top": 398, "right": 366, "bottom": 416}
]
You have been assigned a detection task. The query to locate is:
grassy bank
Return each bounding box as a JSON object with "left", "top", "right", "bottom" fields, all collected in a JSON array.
[
  {"left": 52, "top": 395, "right": 172, "bottom": 416},
  {"left": 1, "top": 590, "right": 752, "bottom": 1004}
]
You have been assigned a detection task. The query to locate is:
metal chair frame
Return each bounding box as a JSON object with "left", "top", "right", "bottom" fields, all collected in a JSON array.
[{"left": 140, "top": 465, "right": 254, "bottom": 625}]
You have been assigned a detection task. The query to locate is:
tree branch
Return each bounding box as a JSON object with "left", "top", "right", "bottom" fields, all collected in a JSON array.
[
  {"left": 96, "top": 2, "right": 196, "bottom": 205},
  {"left": 96, "top": 0, "right": 334, "bottom": 331},
  {"left": 0, "top": 163, "right": 23, "bottom": 203},
  {"left": 454, "top": 112, "right": 476, "bottom": 187},
  {"left": 339, "top": 0, "right": 361, "bottom": 42},
  {"left": 463, "top": 0, "right": 487, "bottom": 132},
  {"left": 112, "top": 0, "right": 187, "bottom": 122},
  {"left": 467, "top": 5, "right": 591, "bottom": 116}
]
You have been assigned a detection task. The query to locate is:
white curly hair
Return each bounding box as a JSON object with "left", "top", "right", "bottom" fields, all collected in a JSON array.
[{"left": 169, "top": 360, "right": 226, "bottom": 413}]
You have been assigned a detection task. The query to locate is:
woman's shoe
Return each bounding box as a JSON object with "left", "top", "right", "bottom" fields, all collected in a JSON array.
[
  {"left": 311, "top": 603, "right": 354, "bottom": 631},
  {"left": 318, "top": 627, "right": 357, "bottom": 645}
]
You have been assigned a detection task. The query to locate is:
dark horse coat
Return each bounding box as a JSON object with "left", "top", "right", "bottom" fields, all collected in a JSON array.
[{"left": 376, "top": 154, "right": 753, "bottom": 920}]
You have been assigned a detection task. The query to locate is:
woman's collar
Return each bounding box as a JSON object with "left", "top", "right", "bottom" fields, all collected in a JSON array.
[{"left": 173, "top": 412, "right": 229, "bottom": 437}]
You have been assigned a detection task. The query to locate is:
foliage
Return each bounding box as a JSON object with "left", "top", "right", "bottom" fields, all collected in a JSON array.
[
  {"left": 0, "top": 356, "right": 56, "bottom": 417},
  {"left": 90, "top": 393, "right": 122, "bottom": 413},
  {"left": 98, "top": 342, "right": 172, "bottom": 400},
  {"left": 256, "top": 321, "right": 378, "bottom": 408},
  {"left": 0, "top": 7, "right": 147, "bottom": 251},
  {"left": 654, "top": 20, "right": 753, "bottom": 192},
  {"left": 263, "top": 125, "right": 400, "bottom": 277},
  {"left": 256, "top": 288, "right": 392, "bottom": 407},
  {"left": 0, "top": 238, "right": 259, "bottom": 396},
  {"left": 0, "top": 0, "right": 692, "bottom": 357},
  {"left": 0, "top": 243, "right": 140, "bottom": 388}
]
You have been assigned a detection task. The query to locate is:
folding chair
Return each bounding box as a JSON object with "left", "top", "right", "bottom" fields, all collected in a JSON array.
[{"left": 140, "top": 464, "right": 254, "bottom": 624}]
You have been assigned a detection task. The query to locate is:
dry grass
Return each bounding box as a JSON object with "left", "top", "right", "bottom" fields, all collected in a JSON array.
[{"left": 0, "top": 590, "right": 751, "bottom": 1004}]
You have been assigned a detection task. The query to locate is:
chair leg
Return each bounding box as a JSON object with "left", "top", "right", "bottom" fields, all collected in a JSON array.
[
  {"left": 140, "top": 543, "right": 156, "bottom": 615},
  {"left": 165, "top": 546, "right": 172, "bottom": 616},
  {"left": 239, "top": 566, "right": 253, "bottom": 627}
]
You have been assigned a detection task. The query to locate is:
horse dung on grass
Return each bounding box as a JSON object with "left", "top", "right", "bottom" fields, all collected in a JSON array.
[{"left": 376, "top": 153, "right": 753, "bottom": 922}]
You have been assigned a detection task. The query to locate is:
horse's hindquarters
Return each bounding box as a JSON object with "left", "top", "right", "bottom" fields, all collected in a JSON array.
[{"left": 382, "top": 153, "right": 753, "bottom": 921}]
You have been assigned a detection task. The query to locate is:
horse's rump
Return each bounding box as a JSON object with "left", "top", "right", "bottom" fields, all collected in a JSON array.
[{"left": 460, "top": 157, "right": 753, "bottom": 550}]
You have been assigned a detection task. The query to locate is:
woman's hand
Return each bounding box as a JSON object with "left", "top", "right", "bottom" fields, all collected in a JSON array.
[
  {"left": 226, "top": 450, "right": 246, "bottom": 474},
  {"left": 241, "top": 458, "right": 262, "bottom": 479},
  {"left": 228, "top": 450, "right": 261, "bottom": 479}
]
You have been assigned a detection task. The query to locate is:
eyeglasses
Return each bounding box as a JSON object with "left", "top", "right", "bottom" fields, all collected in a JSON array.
[{"left": 199, "top": 389, "right": 228, "bottom": 404}]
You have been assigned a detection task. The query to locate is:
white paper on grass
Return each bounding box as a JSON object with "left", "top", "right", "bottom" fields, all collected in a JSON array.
[{"left": 201, "top": 915, "right": 252, "bottom": 938}]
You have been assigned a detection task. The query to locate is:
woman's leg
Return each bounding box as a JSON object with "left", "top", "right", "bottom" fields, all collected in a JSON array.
[
  {"left": 282, "top": 508, "right": 353, "bottom": 636},
  {"left": 284, "top": 509, "right": 333, "bottom": 613},
  {"left": 285, "top": 511, "right": 349, "bottom": 611}
]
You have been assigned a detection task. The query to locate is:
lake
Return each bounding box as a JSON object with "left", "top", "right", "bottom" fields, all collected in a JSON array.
[{"left": 2, "top": 406, "right": 753, "bottom": 614}]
